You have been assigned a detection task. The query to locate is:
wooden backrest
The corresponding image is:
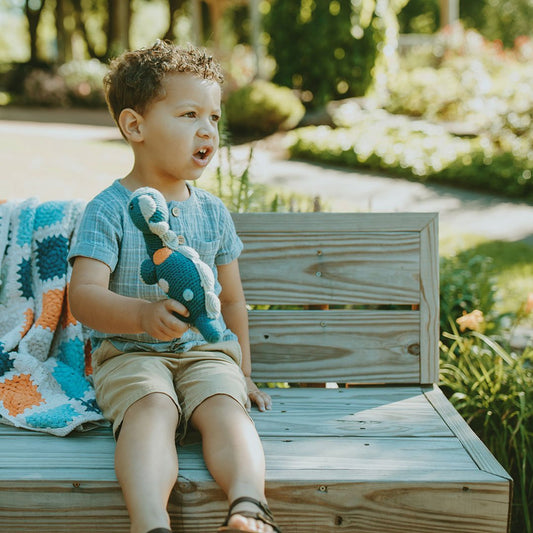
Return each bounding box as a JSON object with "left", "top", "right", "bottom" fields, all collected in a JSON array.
[{"left": 232, "top": 213, "right": 439, "bottom": 385}]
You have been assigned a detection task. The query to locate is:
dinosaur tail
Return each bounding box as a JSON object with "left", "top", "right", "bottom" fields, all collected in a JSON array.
[{"left": 195, "top": 315, "right": 224, "bottom": 344}]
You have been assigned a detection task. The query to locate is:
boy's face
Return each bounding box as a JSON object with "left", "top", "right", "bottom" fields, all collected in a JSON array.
[{"left": 137, "top": 72, "right": 221, "bottom": 186}]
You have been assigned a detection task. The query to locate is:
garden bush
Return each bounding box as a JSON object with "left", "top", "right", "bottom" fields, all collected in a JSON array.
[
  {"left": 287, "top": 103, "right": 533, "bottom": 201},
  {"left": 440, "top": 326, "right": 533, "bottom": 533},
  {"left": 387, "top": 24, "right": 533, "bottom": 169},
  {"left": 224, "top": 80, "right": 305, "bottom": 136},
  {"left": 264, "top": 0, "right": 408, "bottom": 109},
  {"left": 439, "top": 252, "right": 499, "bottom": 335},
  {"left": 20, "top": 59, "right": 107, "bottom": 107},
  {"left": 439, "top": 254, "right": 533, "bottom": 533}
]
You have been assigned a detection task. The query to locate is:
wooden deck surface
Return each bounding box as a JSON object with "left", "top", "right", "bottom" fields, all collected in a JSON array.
[{"left": 0, "top": 386, "right": 511, "bottom": 532}]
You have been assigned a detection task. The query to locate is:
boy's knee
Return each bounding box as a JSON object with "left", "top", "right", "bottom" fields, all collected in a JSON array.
[
  {"left": 125, "top": 392, "right": 179, "bottom": 423},
  {"left": 191, "top": 393, "right": 249, "bottom": 430}
]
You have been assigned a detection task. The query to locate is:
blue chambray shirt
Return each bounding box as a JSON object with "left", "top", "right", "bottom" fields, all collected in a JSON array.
[{"left": 68, "top": 179, "right": 243, "bottom": 353}]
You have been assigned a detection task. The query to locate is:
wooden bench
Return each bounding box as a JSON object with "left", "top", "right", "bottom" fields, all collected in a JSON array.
[{"left": 0, "top": 212, "right": 512, "bottom": 532}]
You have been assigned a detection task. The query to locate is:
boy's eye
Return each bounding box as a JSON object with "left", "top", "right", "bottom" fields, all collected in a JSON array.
[
  {"left": 211, "top": 114, "right": 221, "bottom": 122},
  {"left": 183, "top": 111, "right": 196, "bottom": 118}
]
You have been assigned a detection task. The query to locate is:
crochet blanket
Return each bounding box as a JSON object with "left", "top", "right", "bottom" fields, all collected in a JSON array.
[{"left": 0, "top": 199, "right": 104, "bottom": 436}]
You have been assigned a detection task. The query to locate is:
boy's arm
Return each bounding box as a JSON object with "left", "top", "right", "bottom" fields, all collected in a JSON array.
[
  {"left": 69, "top": 256, "right": 189, "bottom": 341},
  {"left": 217, "top": 259, "right": 272, "bottom": 412}
]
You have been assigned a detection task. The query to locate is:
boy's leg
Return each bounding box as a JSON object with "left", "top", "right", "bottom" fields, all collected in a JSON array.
[
  {"left": 115, "top": 392, "right": 180, "bottom": 533},
  {"left": 190, "top": 394, "right": 275, "bottom": 532}
]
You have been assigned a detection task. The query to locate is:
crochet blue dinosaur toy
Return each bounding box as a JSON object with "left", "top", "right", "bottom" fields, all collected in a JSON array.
[{"left": 127, "top": 187, "right": 224, "bottom": 344}]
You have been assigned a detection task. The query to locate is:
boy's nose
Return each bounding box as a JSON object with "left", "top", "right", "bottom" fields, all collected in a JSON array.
[{"left": 197, "top": 121, "right": 217, "bottom": 138}]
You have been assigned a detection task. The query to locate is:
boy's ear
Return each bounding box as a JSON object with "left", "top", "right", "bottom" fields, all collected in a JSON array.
[{"left": 118, "top": 108, "right": 144, "bottom": 142}]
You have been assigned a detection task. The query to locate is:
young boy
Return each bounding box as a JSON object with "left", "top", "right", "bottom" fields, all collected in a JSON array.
[{"left": 68, "top": 41, "right": 281, "bottom": 533}]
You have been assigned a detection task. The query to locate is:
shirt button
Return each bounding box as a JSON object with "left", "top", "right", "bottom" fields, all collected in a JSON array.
[
  {"left": 177, "top": 235, "right": 186, "bottom": 245},
  {"left": 171, "top": 206, "right": 180, "bottom": 217}
]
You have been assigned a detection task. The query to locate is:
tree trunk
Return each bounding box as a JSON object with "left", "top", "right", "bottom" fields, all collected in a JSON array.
[
  {"left": 107, "top": 0, "right": 131, "bottom": 57},
  {"left": 25, "top": 0, "right": 47, "bottom": 64},
  {"left": 163, "top": 0, "right": 187, "bottom": 42},
  {"left": 71, "top": 0, "right": 102, "bottom": 60}
]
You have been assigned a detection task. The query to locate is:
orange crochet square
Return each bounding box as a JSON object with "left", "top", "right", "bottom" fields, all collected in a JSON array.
[
  {"left": 0, "top": 374, "right": 44, "bottom": 416},
  {"left": 35, "top": 288, "right": 65, "bottom": 331},
  {"left": 19, "top": 308, "right": 34, "bottom": 337}
]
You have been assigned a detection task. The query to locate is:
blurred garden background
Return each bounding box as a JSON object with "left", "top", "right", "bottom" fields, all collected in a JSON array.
[{"left": 1, "top": 0, "right": 532, "bottom": 531}]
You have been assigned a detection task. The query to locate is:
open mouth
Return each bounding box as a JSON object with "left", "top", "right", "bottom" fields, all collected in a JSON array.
[{"left": 194, "top": 147, "right": 212, "bottom": 161}]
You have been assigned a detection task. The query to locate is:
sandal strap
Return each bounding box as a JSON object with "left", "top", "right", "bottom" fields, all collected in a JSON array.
[{"left": 222, "top": 496, "right": 281, "bottom": 532}]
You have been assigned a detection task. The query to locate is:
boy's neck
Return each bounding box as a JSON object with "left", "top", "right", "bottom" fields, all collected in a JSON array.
[{"left": 120, "top": 174, "right": 191, "bottom": 202}]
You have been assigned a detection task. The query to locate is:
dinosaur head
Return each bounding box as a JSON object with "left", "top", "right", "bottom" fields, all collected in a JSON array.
[{"left": 128, "top": 187, "right": 170, "bottom": 236}]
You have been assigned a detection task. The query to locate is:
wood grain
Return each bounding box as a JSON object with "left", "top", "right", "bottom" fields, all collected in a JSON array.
[
  {"left": 248, "top": 310, "right": 421, "bottom": 383},
  {"left": 238, "top": 231, "right": 420, "bottom": 306}
]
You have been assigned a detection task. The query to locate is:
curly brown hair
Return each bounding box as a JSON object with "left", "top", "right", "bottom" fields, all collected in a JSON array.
[{"left": 104, "top": 40, "right": 223, "bottom": 129}]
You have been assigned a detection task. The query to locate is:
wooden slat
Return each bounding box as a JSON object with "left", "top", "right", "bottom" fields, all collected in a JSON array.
[
  {"left": 424, "top": 386, "right": 512, "bottom": 480},
  {"left": 238, "top": 231, "right": 420, "bottom": 306},
  {"left": 249, "top": 310, "right": 421, "bottom": 383},
  {"left": 0, "top": 478, "right": 511, "bottom": 533},
  {"left": 253, "top": 387, "right": 453, "bottom": 437},
  {"left": 232, "top": 212, "right": 437, "bottom": 233},
  {"left": 419, "top": 216, "right": 440, "bottom": 383}
]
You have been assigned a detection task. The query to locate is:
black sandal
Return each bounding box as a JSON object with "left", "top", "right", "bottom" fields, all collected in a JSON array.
[{"left": 218, "top": 496, "right": 282, "bottom": 532}]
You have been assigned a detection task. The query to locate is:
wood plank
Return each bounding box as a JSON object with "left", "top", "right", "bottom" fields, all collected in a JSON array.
[
  {"left": 419, "top": 216, "right": 440, "bottom": 383},
  {"left": 0, "top": 478, "right": 510, "bottom": 533},
  {"left": 176, "top": 436, "right": 489, "bottom": 478},
  {"left": 238, "top": 231, "right": 420, "bottom": 306},
  {"left": 249, "top": 310, "right": 421, "bottom": 383},
  {"left": 424, "top": 386, "right": 512, "bottom": 480},
  {"left": 232, "top": 212, "right": 438, "bottom": 233},
  {"left": 253, "top": 387, "right": 454, "bottom": 437}
]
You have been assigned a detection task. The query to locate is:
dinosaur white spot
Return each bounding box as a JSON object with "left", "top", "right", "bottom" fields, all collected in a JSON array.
[
  {"left": 183, "top": 289, "right": 194, "bottom": 301},
  {"left": 158, "top": 278, "right": 169, "bottom": 293},
  {"left": 139, "top": 195, "right": 156, "bottom": 221}
]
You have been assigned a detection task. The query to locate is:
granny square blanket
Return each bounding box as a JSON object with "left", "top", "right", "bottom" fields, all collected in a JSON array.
[{"left": 0, "top": 199, "right": 104, "bottom": 436}]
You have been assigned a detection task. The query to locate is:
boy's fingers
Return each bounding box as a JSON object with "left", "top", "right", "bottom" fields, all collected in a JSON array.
[{"left": 166, "top": 299, "right": 190, "bottom": 317}]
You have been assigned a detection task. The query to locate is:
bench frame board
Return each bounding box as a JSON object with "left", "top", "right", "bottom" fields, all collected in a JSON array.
[{"left": 0, "top": 212, "right": 512, "bottom": 532}]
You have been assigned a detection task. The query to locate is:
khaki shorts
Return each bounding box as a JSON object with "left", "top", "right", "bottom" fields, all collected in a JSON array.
[{"left": 92, "top": 339, "right": 249, "bottom": 441}]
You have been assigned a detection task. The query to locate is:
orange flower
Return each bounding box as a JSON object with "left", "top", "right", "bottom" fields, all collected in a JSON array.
[
  {"left": 456, "top": 309, "right": 484, "bottom": 332},
  {"left": 524, "top": 293, "right": 533, "bottom": 315}
]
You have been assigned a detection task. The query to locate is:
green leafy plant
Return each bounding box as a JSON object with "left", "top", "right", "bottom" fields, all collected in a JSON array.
[
  {"left": 224, "top": 80, "right": 305, "bottom": 136},
  {"left": 206, "top": 145, "right": 316, "bottom": 213},
  {"left": 19, "top": 59, "right": 107, "bottom": 108},
  {"left": 287, "top": 103, "right": 533, "bottom": 201},
  {"left": 439, "top": 252, "right": 499, "bottom": 335},
  {"left": 264, "top": 0, "right": 408, "bottom": 109},
  {"left": 440, "top": 324, "right": 533, "bottom": 533}
]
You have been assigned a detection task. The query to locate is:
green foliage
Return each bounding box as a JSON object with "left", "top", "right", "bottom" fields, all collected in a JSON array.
[
  {"left": 439, "top": 252, "right": 499, "bottom": 335},
  {"left": 287, "top": 101, "right": 533, "bottom": 201},
  {"left": 388, "top": 25, "right": 533, "bottom": 133},
  {"left": 461, "top": 0, "right": 533, "bottom": 49},
  {"left": 398, "top": 0, "right": 439, "bottom": 34},
  {"left": 206, "top": 145, "right": 316, "bottom": 214},
  {"left": 264, "top": 0, "right": 381, "bottom": 108},
  {"left": 19, "top": 59, "right": 107, "bottom": 107},
  {"left": 224, "top": 80, "right": 305, "bottom": 136},
  {"left": 440, "top": 326, "right": 533, "bottom": 533},
  {"left": 57, "top": 59, "right": 108, "bottom": 107}
]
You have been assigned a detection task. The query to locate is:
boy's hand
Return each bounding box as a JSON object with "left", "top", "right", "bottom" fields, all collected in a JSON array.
[
  {"left": 139, "top": 299, "right": 190, "bottom": 341},
  {"left": 245, "top": 377, "right": 272, "bottom": 412}
]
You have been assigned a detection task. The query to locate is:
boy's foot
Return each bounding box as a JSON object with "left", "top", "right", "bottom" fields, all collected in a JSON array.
[{"left": 218, "top": 497, "right": 281, "bottom": 532}]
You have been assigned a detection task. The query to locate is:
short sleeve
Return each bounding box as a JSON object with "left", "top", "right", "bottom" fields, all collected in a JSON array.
[
  {"left": 215, "top": 204, "right": 243, "bottom": 266},
  {"left": 68, "top": 195, "right": 122, "bottom": 272}
]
